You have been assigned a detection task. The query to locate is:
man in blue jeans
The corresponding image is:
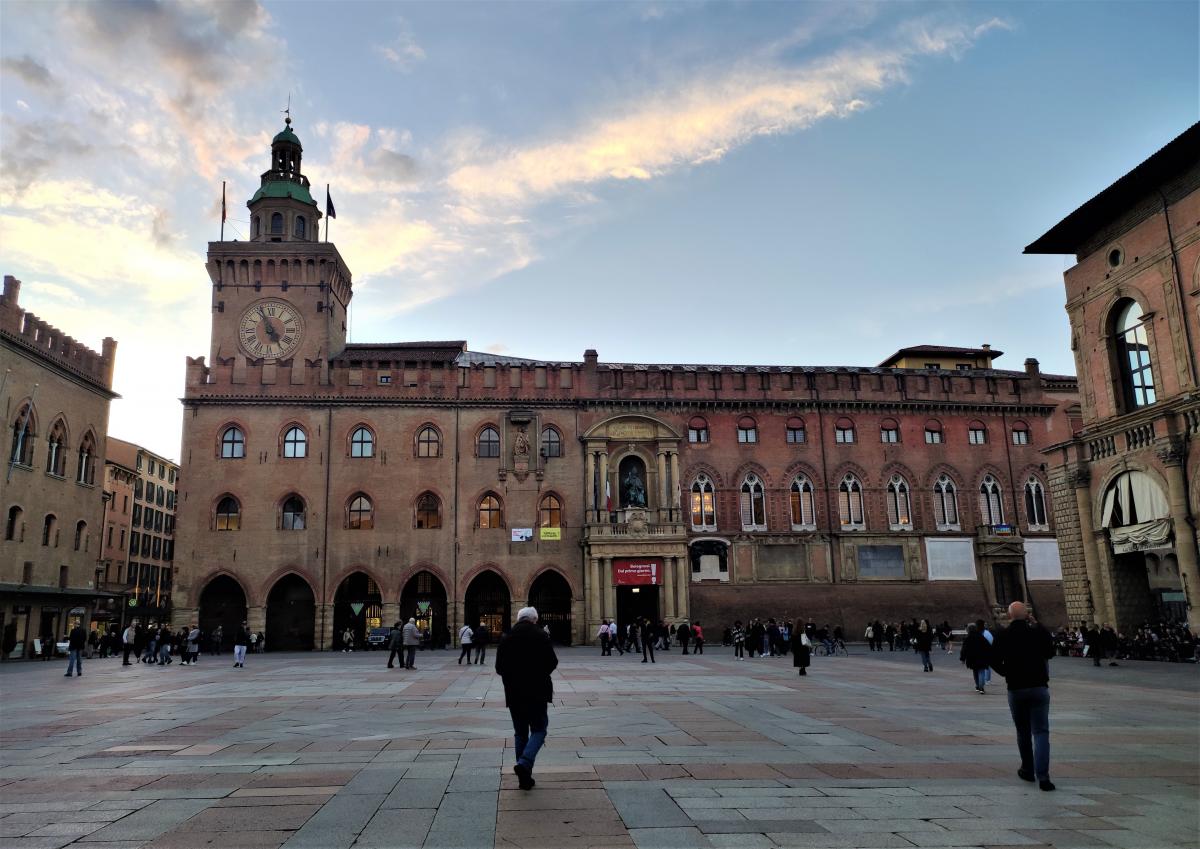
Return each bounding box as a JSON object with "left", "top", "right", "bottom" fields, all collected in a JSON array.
[
  {"left": 990, "top": 601, "right": 1056, "bottom": 791},
  {"left": 64, "top": 623, "right": 86, "bottom": 677},
  {"left": 494, "top": 606, "right": 558, "bottom": 791}
]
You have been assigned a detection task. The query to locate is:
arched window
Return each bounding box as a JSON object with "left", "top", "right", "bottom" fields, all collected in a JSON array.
[
  {"left": 9, "top": 405, "right": 35, "bottom": 466},
  {"left": 350, "top": 426, "right": 374, "bottom": 458},
  {"left": 294, "top": 215, "right": 306, "bottom": 239},
  {"left": 220, "top": 426, "right": 245, "bottom": 459},
  {"left": 739, "top": 474, "right": 766, "bottom": 529},
  {"left": 348, "top": 494, "right": 374, "bottom": 530},
  {"left": 687, "top": 416, "right": 709, "bottom": 444},
  {"left": 282, "top": 426, "right": 307, "bottom": 458},
  {"left": 785, "top": 417, "right": 806, "bottom": 444},
  {"left": 789, "top": 476, "right": 815, "bottom": 529},
  {"left": 281, "top": 495, "right": 306, "bottom": 530},
  {"left": 690, "top": 475, "right": 716, "bottom": 529},
  {"left": 478, "top": 493, "right": 502, "bottom": 528},
  {"left": 76, "top": 432, "right": 96, "bottom": 484},
  {"left": 253, "top": 216, "right": 261, "bottom": 238},
  {"left": 1011, "top": 422, "right": 1030, "bottom": 446},
  {"left": 270, "top": 212, "right": 283, "bottom": 235},
  {"left": 416, "top": 426, "right": 441, "bottom": 458},
  {"left": 1024, "top": 477, "right": 1048, "bottom": 530},
  {"left": 933, "top": 474, "right": 960, "bottom": 530},
  {"left": 42, "top": 513, "right": 56, "bottom": 546},
  {"left": 880, "top": 418, "right": 900, "bottom": 444},
  {"left": 834, "top": 417, "right": 855, "bottom": 444},
  {"left": 979, "top": 475, "right": 1004, "bottom": 526},
  {"left": 968, "top": 421, "right": 987, "bottom": 445},
  {"left": 416, "top": 492, "right": 441, "bottom": 529},
  {"left": 838, "top": 474, "right": 864, "bottom": 529},
  {"left": 923, "top": 421, "right": 944, "bottom": 445},
  {"left": 477, "top": 426, "right": 500, "bottom": 458},
  {"left": 540, "top": 426, "right": 561, "bottom": 458},
  {"left": 5, "top": 505, "right": 22, "bottom": 541},
  {"left": 737, "top": 416, "right": 758, "bottom": 444},
  {"left": 886, "top": 475, "right": 912, "bottom": 530},
  {"left": 74, "top": 520, "right": 87, "bottom": 551},
  {"left": 45, "top": 419, "right": 67, "bottom": 476},
  {"left": 1114, "top": 300, "right": 1156, "bottom": 409},
  {"left": 539, "top": 494, "right": 562, "bottom": 528},
  {"left": 215, "top": 496, "right": 241, "bottom": 531}
]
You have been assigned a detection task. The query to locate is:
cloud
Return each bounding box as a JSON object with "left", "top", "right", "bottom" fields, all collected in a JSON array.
[
  {"left": 375, "top": 19, "right": 426, "bottom": 71},
  {"left": 0, "top": 117, "right": 93, "bottom": 194},
  {"left": 0, "top": 54, "right": 57, "bottom": 89}
]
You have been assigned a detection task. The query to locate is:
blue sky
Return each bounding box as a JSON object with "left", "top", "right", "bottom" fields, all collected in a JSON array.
[{"left": 1, "top": 1, "right": 1196, "bottom": 459}]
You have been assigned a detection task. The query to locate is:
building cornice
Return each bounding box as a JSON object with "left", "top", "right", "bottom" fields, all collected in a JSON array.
[{"left": 1, "top": 333, "right": 120, "bottom": 400}]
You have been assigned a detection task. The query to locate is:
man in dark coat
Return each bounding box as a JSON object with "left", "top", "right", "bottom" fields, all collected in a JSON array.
[
  {"left": 495, "top": 606, "right": 558, "bottom": 791},
  {"left": 676, "top": 621, "right": 692, "bottom": 654},
  {"left": 790, "top": 626, "right": 810, "bottom": 676},
  {"left": 64, "top": 622, "right": 86, "bottom": 677},
  {"left": 959, "top": 623, "right": 991, "bottom": 693},
  {"left": 991, "top": 601, "right": 1056, "bottom": 792}
]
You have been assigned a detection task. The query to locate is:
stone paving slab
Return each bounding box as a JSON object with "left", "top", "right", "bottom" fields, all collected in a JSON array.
[{"left": 1, "top": 646, "right": 1197, "bottom": 849}]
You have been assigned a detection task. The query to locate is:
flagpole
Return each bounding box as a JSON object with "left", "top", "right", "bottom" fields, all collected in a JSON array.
[
  {"left": 220, "top": 181, "right": 226, "bottom": 242},
  {"left": 325, "top": 184, "right": 330, "bottom": 242}
]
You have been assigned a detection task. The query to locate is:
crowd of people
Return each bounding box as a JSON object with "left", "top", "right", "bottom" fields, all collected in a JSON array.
[
  {"left": 57, "top": 621, "right": 266, "bottom": 676},
  {"left": 1051, "top": 620, "right": 1197, "bottom": 664}
]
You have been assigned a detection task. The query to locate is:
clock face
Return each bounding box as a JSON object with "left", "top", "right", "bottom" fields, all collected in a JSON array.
[{"left": 238, "top": 300, "right": 303, "bottom": 360}]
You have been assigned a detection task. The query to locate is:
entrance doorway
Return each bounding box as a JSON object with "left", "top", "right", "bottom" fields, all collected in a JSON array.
[
  {"left": 992, "top": 563, "right": 1024, "bottom": 608},
  {"left": 616, "top": 585, "right": 659, "bottom": 632},
  {"left": 333, "top": 572, "right": 382, "bottom": 650},
  {"left": 529, "top": 571, "right": 572, "bottom": 644},
  {"left": 464, "top": 570, "right": 511, "bottom": 636},
  {"left": 198, "top": 575, "right": 247, "bottom": 651},
  {"left": 400, "top": 570, "right": 447, "bottom": 649},
  {"left": 266, "top": 574, "right": 316, "bottom": 651}
]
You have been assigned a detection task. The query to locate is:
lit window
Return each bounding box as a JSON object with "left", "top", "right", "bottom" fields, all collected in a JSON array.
[
  {"left": 416, "top": 493, "right": 441, "bottom": 529},
  {"left": 348, "top": 494, "right": 374, "bottom": 529},
  {"left": 283, "top": 426, "right": 307, "bottom": 458},
  {"left": 688, "top": 416, "right": 709, "bottom": 444},
  {"left": 789, "top": 476, "right": 815, "bottom": 529},
  {"left": 886, "top": 475, "right": 912, "bottom": 529},
  {"left": 933, "top": 475, "right": 960, "bottom": 530},
  {"left": 281, "top": 495, "right": 305, "bottom": 530},
  {"left": 539, "top": 494, "right": 562, "bottom": 528},
  {"left": 215, "top": 496, "right": 240, "bottom": 531},
  {"left": 1114, "top": 300, "right": 1156, "bottom": 409},
  {"left": 416, "top": 426, "right": 441, "bottom": 458},
  {"left": 350, "top": 427, "right": 374, "bottom": 458},
  {"left": 478, "top": 494, "right": 502, "bottom": 528},
  {"left": 690, "top": 475, "right": 716, "bottom": 529},
  {"left": 838, "top": 475, "right": 864, "bottom": 528},
  {"left": 477, "top": 426, "right": 500, "bottom": 458},
  {"left": 739, "top": 474, "right": 766, "bottom": 530},
  {"left": 540, "top": 427, "right": 561, "bottom": 458},
  {"left": 220, "top": 426, "right": 245, "bottom": 459}
]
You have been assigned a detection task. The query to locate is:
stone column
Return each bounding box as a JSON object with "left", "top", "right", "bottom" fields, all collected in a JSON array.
[
  {"left": 675, "top": 556, "right": 689, "bottom": 619},
  {"left": 172, "top": 606, "right": 196, "bottom": 630},
  {"left": 1071, "top": 467, "right": 1112, "bottom": 626},
  {"left": 246, "top": 605, "right": 266, "bottom": 636},
  {"left": 381, "top": 602, "right": 400, "bottom": 628},
  {"left": 1159, "top": 439, "right": 1200, "bottom": 632},
  {"left": 588, "top": 557, "right": 602, "bottom": 640},
  {"left": 317, "top": 603, "right": 334, "bottom": 651},
  {"left": 598, "top": 452, "right": 609, "bottom": 518},
  {"left": 585, "top": 451, "right": 596, "bottom": 522},
  {"left": 662, "top": 555, "right": 676, "bottom": 620},
  {"left": 669, "top": 452, "right": 680, "bottom": 522},
  {"left": 657, "top": 451, "right": 668, "bottom": 521},
  {"left": 603, "top": 557, "right": 615, "bottom": 620}
]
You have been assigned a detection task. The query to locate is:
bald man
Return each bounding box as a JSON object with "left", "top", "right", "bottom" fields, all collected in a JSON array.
[{"left": 990, "top": 601, "right": 1056, "bottom": 791}]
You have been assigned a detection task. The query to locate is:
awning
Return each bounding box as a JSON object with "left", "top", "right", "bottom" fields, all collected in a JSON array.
[{"left": 1109, "top": 518, "right": 1173, "bottom": 554}]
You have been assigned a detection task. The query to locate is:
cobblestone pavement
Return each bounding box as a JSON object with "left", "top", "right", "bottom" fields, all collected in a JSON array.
[{"left": 1, "top": 644, "right": 1196, "bottom": 849}]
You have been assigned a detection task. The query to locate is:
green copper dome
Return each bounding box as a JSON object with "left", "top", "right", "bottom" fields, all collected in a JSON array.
[
  {"left": 273, "top": 125, "right": 302, "bottom": 147},
  {"left": 250, "top": 180, "right": 316, "bottom": 206}
]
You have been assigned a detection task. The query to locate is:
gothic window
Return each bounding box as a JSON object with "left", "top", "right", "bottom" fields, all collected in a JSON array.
[
  {"left": 253, "top": 216, "right": 260, "bottom": 238},
  {"left": 416, "top": 492, "right": 441, "bottom": 529},
  {"left": 968, "top": 421, "right": 987, "bottom": 445},
  {"left": 10, "top": 405, "right": 35, "bottom": 466},
  {"left": 739, "top": 474, "right": 767, "bottom": 529},
  {"left": 74, "top": 520, "right": 86, "bottom": 552},
  {"left": 687, "top": 416, "right": 709, "bottom": 444},
  {"left": 737, "top": 416, "right": 758, "bottom": 444},
  {"left": 45, "top": 419, "right": 67, "bottom": 476},
  {"left": 1024, "top": 477, "right": 1048, "bottom": 531},
  {"left": 690, "top": 475, "right": 716, "bottom": 529},
  {"left": 886, "top": 474, "right": 912, "bottom": 530},
  {"left": 416, "top": 426, "right": 441, "bottom": 458},
  {"left": 477, "top": 426, "right": 500, "bottom": 458},
  {"left": 540, "top": 426, "right": 561, "bottom": 458},
  {"left": 5, "top": 505, "right": 21, "bottom": 541},
  {"left": 785, "top": 417, "right": 806, "bottom": 444},
  {"left": 1011, "top": 422, "right": 1030, "bottom": 445},
  {"left": 923, "top": 421, "right": 943, "bottom": 445},
  {"left": 350, "top": 426, "right": 374, "bottom": 458},
  {"left": 215, "top": 496, "right": 241, "bottom": 531},
  {"left": 933, "top": 474, "right": 960, "bottom": 530},
  {"left": 42, "top": 514, "right": 56, "bottom": 546},
  {"left": 348, "top": 494, "right": 374, "bottom": 530},
  {"left": 880, "top": 418, "right": 900, "bottom": 444},
  {"left": 76, "top": 432, "right": 96, "bottom": 484},
  {"left": 294, "top": 216, "right": 306, "bottom": 239},
  {"left": 979, "top": 475, "right": 1004, "bottom": 526},
  {"left": 270, "top": 212, "right": 283, "bottom": 235},
  {"left": 789, "top": 476, "right": 816, "bottom": 529},
  {"left": 838, "top": 474, "right": 864, "bottom": 529},
  {"left": 539, "top": 494, "right": 562, "bottom": 528},
  {"left": 220, "top": 426, "right": 245, "bottom": 459},
  {"left": 478, "top": 493, "right": 502, "bottom": 528},
  {"left": 283, "top": 425, "right": 307, "bottom": 458},
  {"left": 281, "top": 495, "right": 306, "bottom": 530},
  {"left": 1114, "top": 300, "right": 1156, "bottom": 409},
  {"left": 834, "top": 418, "right": 856, "bottom": 444}
]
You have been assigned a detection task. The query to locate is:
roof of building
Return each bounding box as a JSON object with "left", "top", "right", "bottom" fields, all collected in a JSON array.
[
  {"left": 250, "top": 180, "right": 316, "bottom": 206},
  {"left": 273, "top": 124, "right": 302, "bottom": 147},
  {"left": 1024, "top": 121, "right": 1200, "bottom": 254},
  {"left": 876, "top": 344, "right": 1002, "bottom": 367},
  {"left": 334, "top": 341, "right": 467, "bottom": 363}
]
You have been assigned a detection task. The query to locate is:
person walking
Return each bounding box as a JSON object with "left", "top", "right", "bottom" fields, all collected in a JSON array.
[
  {"left": 233, "top": 622, "right": 251, "bottom": 668},
  {"left": 959, "top": 623, "right": 991, "bottom": 693},
  {"left": 639, "top": 619, "right": 655, "bottom": 663},
  {"left": 732, "top": 621, "right": 745, "bottom": 659},
  {"left": 494, "top": 607, "right": 558, "bottom": 791},
  {"left": 597, "top": 620, "right": 611, "bottom": 655},
  {"left": 791, "top": 624, "right": 811, "bottom": 676},
  {"left": 402, "top": 617, "right": 421, "bottom": 670},
  {"left": 693, "top": 621, "right": 705, "bottom": 655},
  {"left": 157, "top": 626, "right": 172, "bottom": 665},
  {"left": 457, "top": 623, "right": 474, "bottom": 664},
  {"left": 677, "top": 621, "right": 692, "bottom": 655},
  {"left": 122, "top": 622, "right": 136, "bottom": 666},
  {"left": 990, "top": 601, "right": 1056, "bottom": 791},
  {"left": 64, "top": 621, "right": 86, "bottom": 677},
  {"left": 915, "top": 619, "right": 934, "bottom": 672},
  {"left": 386, "top": 622, "right": 403, "bottom": 669},
  {"left": 185, "top": 624, "right": 200, "bottom": 665},
  {"left": 473, "top": 622, "right": 491, "bottom": 665}
]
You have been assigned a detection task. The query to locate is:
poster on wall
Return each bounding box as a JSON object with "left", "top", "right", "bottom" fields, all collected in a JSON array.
[
  {"left": 539, "top": 527, "right": 561, "bottom": 540},
  {"left": 613, "top": 558, "right": 663, "bottom": 585},
  {"left": 511, "top": 528, "right": 533, "bottom": 542}
]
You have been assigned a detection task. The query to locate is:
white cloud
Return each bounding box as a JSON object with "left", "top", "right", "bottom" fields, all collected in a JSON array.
[{"left": 375, "top": 19, "right": 426, "bottom": 71}]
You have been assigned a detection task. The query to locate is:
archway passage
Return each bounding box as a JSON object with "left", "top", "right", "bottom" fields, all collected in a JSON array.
[
  {"left": 198, "top": 575, "right": 247, "bottom": 651},
  {"left": 266, "top": 574, "right": 316, "bottom": 651},
  {"left": 400, "top": 570, "right": 448, "bottom": 649},
  {"left": 465, "top": 570, "right": 511, "bottom": 637},
  {"left": 332, "top": 572, "right": 382, "bottom": 651},
  {"left": 529, "top": 571, "right": 572, "bottom": 645}
]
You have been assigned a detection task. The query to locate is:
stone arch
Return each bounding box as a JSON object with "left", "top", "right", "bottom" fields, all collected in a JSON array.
[
  {"left": 581, "top": 413, "right": 681, "bottom": 441},
  {"left": 923, "top": 462, "right": 966, "bottom": 489},
  {"left": 1092, "top": 465, "right": 1171, "bottom": 530},
  {"left": 527, "top": 568, "right": 574, "bottom": 645},
  {"left": 396, "top": 562, "right": 452, "bottom": 603},
  {"left": 265, "top": 571, "right": 316, "bottom": 651},
  {"left": 197, "top": 572, "right": 248, "bottom": 650},
  {"left": 399, "top": 567, "right": 449, "bottom": 647},
  {"left": 331, "top": 569, "right": 384, "bottom": 650},
  {"left": 326, "top": 563, "right": 390, "bottom": 605},
  {"left": 1097, "top": 286, "right": 1153, "bottom": 340},
  {"left": 44, "top": 412, "right": 71, "bottom": 446},
  {"left": 732, "top": 460, "right": 772, "bottom": 489},
  {"left": 829, "top": 460, "right": 871, "bottom": 489},
  {"left": 682, "top": 463, "right": 725, "bottom": 490},
  {"left": 458, "top": 562, "right": 514, "bottom": 599},
  {"left": 463, "top": 568, "right": 513, "bottom": 635},
  {"left": 524, "top": 563, "right": 581, "bottom": 600}
]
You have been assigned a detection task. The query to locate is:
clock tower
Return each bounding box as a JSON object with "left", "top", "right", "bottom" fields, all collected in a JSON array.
[{"left": 205, "top": 117, "right": 352, "bottom": 379}]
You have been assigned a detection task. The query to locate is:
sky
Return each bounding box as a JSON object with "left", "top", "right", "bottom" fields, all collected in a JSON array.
[{"left": 1, "top": 1, "right": 1196, "bottom": 461}]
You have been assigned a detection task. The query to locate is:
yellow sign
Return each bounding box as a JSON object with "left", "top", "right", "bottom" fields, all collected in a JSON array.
[{"left": 539, "top": 527, "right": 561, "bottom": 541}]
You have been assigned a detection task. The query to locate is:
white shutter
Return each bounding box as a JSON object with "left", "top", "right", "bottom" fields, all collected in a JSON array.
[
  {"left": 933, "top": 489, "right": 946, "bottom": 526},
  {"left": 739, "top": 489, "right": 753, "bottom": 528}
]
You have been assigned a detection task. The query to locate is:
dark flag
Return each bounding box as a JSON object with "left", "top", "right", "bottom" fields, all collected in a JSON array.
[{"left": 326, "top": 188, "right": 337, "bottom": 219}]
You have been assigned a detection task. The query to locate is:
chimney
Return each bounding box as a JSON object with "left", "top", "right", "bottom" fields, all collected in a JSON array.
[
  {"left": 2, "top": 275, "right": 20, "bottom": 304},
  {"left": 1024, "top": 357, "right": 1040, "bottom": 376},
  {"left": 101, "top": 338, "right": 118, "bottom": 388},
  {"left": 583, "top": 349, "right": 598, "bottom": 368}
]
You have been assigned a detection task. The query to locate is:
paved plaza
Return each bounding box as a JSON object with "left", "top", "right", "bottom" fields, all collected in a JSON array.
[{"left": 0, "top": 644, "right": 1196, "bottom": 849}]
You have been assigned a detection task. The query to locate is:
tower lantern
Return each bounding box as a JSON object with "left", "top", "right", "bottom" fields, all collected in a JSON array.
[{"left": 247, "top": 115, "right": 320, "bottom": 242}]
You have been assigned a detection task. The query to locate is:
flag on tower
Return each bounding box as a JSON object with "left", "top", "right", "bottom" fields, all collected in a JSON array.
[{"left": 325, "top": 187, "right": 336, "bottom": 219}]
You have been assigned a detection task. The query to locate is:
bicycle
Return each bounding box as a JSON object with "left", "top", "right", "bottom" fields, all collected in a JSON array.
[{"left": 814, "top": 639, "right": 848, "bottom": 657}]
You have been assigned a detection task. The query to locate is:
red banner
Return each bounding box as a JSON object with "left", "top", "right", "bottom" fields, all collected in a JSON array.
[{"left": 613, "top": 558, "right": 663, "bottom": 586}]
